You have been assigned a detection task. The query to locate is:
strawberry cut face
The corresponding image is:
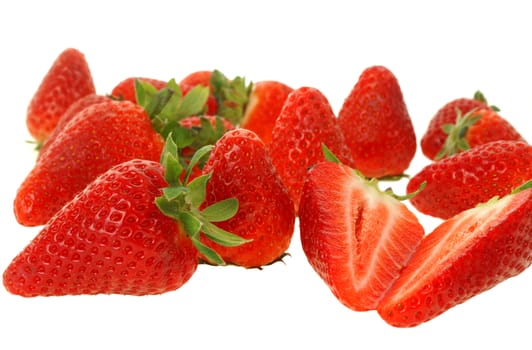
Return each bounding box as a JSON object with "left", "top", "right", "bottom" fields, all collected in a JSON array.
[
  {"left": 299, "top": 161, "right": 424, "bottom": 311},
  {"left": 377, "top": 187, "right": 532, "bottom": 327}
]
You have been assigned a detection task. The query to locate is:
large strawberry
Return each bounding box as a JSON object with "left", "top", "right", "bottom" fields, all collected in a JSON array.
[
  {"left": 299, "top": 158, "right": 425, "bottom": 311},
  {"left": 4, "top": 139, "right": 245, "bottom": 296},
  {"left": 26, "top": 48, "right": 96, "bottom": 143},
  {"left": 240, "top": 80, "right": 293, "bottom": 147},
  {"left": 377, "top": 181, "right": 532, "bottom": 327},
  {"left": 407, "top": 140, "right": 532, "bottom": 219},
  {"left": 337, "top": 65, "right": 416, "bottom": 178},
  {"left": 200, "top": 128, "right": 296, "bottom": 268},
  {"left": 436, "top": 107, "right": 526, "bottom": 159},
  {"left": 269, "top": 86, "right": 355, "bottom": 213},
  {"left": 420, "top": 91, "right": 495, "bottom": 160},
  {"left": 14, "top": 99, "right": 165, "bottom": 227}
]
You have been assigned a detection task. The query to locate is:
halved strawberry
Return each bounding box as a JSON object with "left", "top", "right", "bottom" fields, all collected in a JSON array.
[
  {"left": 299, "top": 158, "right": 425, "bottom": 311},
  {"left": 377, "top": 181, "right": 532, "bottom": 327}
]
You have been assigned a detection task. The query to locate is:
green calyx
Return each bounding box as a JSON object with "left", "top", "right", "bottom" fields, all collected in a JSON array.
[
  {"left": 210, "top": 69, "right": 253, "bottom": 126},
  {"left": 473, "top": 90, "right": 499, "bottom": 112},
  {"left": 435, "top": 108, "right": 483, "bottom": 160},
  {"left": 135, "top": 78, "right": 211, "bottom": 138},
  {"left": 155, "top": 135, "right": 250, "bottom": 265}
]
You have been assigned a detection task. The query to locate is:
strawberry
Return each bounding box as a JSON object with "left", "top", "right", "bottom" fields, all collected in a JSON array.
[
  {"left": 26, "top": 48, "right": 96, "bottom": 143},
  {"left": 299, "top": 158, "right": 425, "bottom": 311},
  {"left": 377, "top": 181, "right": 532, "bottom": 327},
  {"left": 337, "top": 65, "right": 416, "bottom": 178},
  {"left": 420, "top": 91, "right": 495, "bottom": 160},
  {"left": 14, "top": 99, "right": 165, "bottom": 227},
  {"left": 269, "top": 86, "right": 355, "bottom": 213},
  {"left": 240, "top": 80, "right": 293, "bottom": 147},
  {"left": 110, "top": 77, "right": 167, "bottom": 104},
  {"left": 179, "top": 70, "right": 218, "bottom": 115},
  {"left": 407, "top": 140, "right": 532, "bottom": 219},
  {"left": 38, "top": 94, "right": 110, "bottom": 155},
  {"left": 4, "top": 138, "right": 246, "bottom": 296},
  {"left": 436, "top": 107, "right": 526, "bottom": 159},
  {"left": 200, "top": 128, "right": 296, "bottom": 268}
]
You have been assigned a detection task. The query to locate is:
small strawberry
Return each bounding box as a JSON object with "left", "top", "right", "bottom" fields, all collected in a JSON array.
[
  {"left": 420, "top": 91, "right": 495, "bottom": 160},
  {"left": 269, "top": 86, "right": 355, "bottom": 213},
  {"left": 4, "top": 138, "right": 246, "bottom": 297},
  {"left": 200, "top": 128, "right": 296, "bottom": 268},
  {"left": 377, "top": 181, "right": 532, "bottom": 327},
  {"left": 407, "top": 140, "right": 532, "bottom": 219},
  {"left": 436, "top": 107, "right": 526, "bottom": 159},
  {"left": 299, "top": 155, "right": 425, "bottom": 311},
  {"left": 337, "top": 65, "right": 416, "bottom": 178},
  {"left": 240, "top": 80, "right": 293, "bottom": 147},
  {"left": 110, "top": 77, "right": 167, "bottom": 104},
  {"left": 26, "top": 48, "right": 96, "bottom": 143}
]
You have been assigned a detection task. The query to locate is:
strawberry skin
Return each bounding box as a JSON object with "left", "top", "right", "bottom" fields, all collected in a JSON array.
[
  {"left": 299, "top": 161, "right": 424, "bottom": 311},
  {"left": 465, "top": 108, "right": 526, "bottom": 148},
  {"left": 269, "top": 86, "right": 355, "bottom": 213},
  {"left": 26, "top": 48, "right": 96, "bottom": 142},
  {"left": 110, "top": 77, "right": 167, "bottom": 104},
  {"left": 14, "top": 100, "right": 164, "bottom": 227},
  {"left": 201, "top": 128, "right": 296, "bottom": 268},
  {"left": 378, "top": 186, "right": 532, "bottom": 327},
  {"left": 421, "top": 93, "right": 490, "bottom": 160},
  {"left": 240, "top": 80, "right": 293, "bottom": 146},
  {"left": 4, "top": 159, "right": 198, "bottom": 297},
  {"left": 407, "top": 140, "right": 532, "bottom": 219},
  {"left": 337, "top": 65, "right": 416, "bottom": 178}
]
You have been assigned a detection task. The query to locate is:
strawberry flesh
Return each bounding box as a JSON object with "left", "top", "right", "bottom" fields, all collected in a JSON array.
[{"left": 299, "top": 161, "right": 424, "bottom": 311}]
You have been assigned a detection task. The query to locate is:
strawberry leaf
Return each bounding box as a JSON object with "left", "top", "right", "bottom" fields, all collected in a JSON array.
[
  {"left": 211, "top": 69, "right": 252, "bottom": 126},
  {"left": 201, "top": 222, "right": 251, "bottom": 247},
  {"left": 201, "top": 198, "right": 239, "bottom": 222}
]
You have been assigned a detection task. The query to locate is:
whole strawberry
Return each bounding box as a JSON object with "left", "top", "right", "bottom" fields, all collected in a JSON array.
[
  {"left": 5, "top": 159, "right": 198, "bottom": 296},
  {"left": 378, "top": 182, "right": 532, "bottom": 327},
  {"left": 4, "top": 138, "right": 246, "bottom": 296},
  {"left": 407, "top": 140, "right": 532, "bottom": 219},
  {"left": 436, "top": 107, "right": 526, "bottom": 159},
  {"left": 299, "top": 158, "right": 424, "bottom": 311},
  {"left": 240, "top": 80, "right": 293, "bottom": 147},
  {"left": 14, "top": 100, "right": 165, "bottom": 227},
  {"left": 337, "top": 65, "right": 416, "bottom": 178},
  {"left": 26, "top": 48, "right": 96, "bottom": 143},
  {"left": 269, "top": 86, "right": 355, "bottom": 213},
  {"left": 420, "top": 91, "right": 493, "bottom": 160},
  {"left": 200, "top": 128, "right": 296, "bottom": 268}
]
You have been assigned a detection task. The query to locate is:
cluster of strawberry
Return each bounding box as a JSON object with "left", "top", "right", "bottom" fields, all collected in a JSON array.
[{"left": 4, "top": 48, "right": 531, "bottom": 329}]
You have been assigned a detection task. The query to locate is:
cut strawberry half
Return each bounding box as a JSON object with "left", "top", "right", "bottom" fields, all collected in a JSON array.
[
  {"left": 299, "top": 160, "right": 425, "bottom": 311},
  {"left": 377, "top": 182, "right": 532, "bottom": 327}
]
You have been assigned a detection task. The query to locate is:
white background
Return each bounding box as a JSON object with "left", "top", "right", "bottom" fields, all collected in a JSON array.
[{"left": 1, "top": 1, "right": 531, "bottom": 349}]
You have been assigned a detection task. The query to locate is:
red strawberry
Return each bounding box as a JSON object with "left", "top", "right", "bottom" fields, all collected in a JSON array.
[
  {"left": 4, "top": 138, "right": 246, "bottom": 296},
  {"left": 407, "top": 140, "right": 532, "bottom": 219},
  {"left": 377, "top": 182, "right": 532, "bottom": 327},
  {"left": 436, "top": 107, "right": 526, "bottom": 159},
  {"left": 14, "top": 99, "right": 165, "bottom": 227},
  {"left": 337, "top": 65, "right": 416, "bottom": 178},
  {"left": 269, "top": 86, "right": 355, "bottom": 213},
  {"left": 240, "top": 80, "right": 293, "bottom": 147},
  {"left": 299, "top": 160, "right": 425, "bottom": 311},
  {"left": 200, "top": 128, "right": 296, "bottom": 268},
  {"left": 4, "top": 159, "right": 198, "bottom": 296},
  {"left": 420, "top": 91, "right": 494, "bottom": 160},
  {"left": 38, "top": 94, "right": 110, "bottom": 155},
  {"left": 26, "top": 48, "right": 96, "bottom": 143},
  {"left": 110, "top": 77, "right": 167, "bottom": 104},
  {"left": 179, "top": 70, "right": 218, "bottom": 115}
]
